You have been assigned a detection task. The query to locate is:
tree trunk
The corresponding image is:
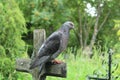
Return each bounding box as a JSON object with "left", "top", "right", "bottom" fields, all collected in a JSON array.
[{"left": 78, "top": 6, "right": 83, "bottom": 49}]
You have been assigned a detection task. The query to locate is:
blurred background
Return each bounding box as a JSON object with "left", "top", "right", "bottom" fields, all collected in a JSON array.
[{"left": 0, "top": 0, "right": 120, "bottom": 80}]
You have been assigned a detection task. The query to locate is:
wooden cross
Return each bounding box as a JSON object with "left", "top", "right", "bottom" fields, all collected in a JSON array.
[{"left": 16, "top": 29, "right": 67, "bottom": 80}]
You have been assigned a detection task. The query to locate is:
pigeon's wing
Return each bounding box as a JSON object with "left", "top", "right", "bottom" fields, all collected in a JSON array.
[
  {"left": 37, "top": 31, "right": 62, "bottom": 57},
  {"left": 30, "top": 32, "right": 62, "bottom": 69}
]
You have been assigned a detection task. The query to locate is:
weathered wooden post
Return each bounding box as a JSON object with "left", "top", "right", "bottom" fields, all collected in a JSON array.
[
  {"left": 31, "top": 29, "right": 46, "bottom": 80},
  {"left": 16, "top": 29, "right": 66, "bottom": 80}
]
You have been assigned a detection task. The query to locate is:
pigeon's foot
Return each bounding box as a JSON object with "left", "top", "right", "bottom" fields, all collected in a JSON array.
[{"left": 52, "top": 60, "right": 63, "bottom": 64}]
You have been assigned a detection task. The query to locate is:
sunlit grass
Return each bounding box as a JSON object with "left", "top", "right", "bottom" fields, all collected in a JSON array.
[
  {"left": 46, "top": 53, "right": 101, "bottom": 80},
  {"left": 46, "top": 52, "right": 120, "bottom": 80},
  {"left": 16, "top": 72, "right": 32, "bottom": 80}
]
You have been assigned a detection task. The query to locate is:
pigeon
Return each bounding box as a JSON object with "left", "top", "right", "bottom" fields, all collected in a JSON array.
[{"left": 29, "top": 21, "right": 74, "bottom": 73}]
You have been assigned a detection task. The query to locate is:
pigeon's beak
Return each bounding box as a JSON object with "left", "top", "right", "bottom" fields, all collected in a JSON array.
[
  {"left": 71, "top": 24, "right": 75, "bottom": 29},
  {"left": 72, "top": 25, "right": 75, "bottom": 29}
]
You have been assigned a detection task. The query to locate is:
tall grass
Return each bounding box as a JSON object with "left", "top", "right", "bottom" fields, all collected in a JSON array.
[
  {"left": 47, "top": 48, "right": 103, "bottom": 80},
  {"left": 46, "top": 48, "right": 120, "bottom": 80}
]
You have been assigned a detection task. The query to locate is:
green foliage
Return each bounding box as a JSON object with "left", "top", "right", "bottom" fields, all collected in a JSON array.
[
  {"left": 16, "top": 72, "right": 32, "bottom": 80},
  {"left": 0, "top": 58, "right": 15, "bottom": 80},
  {"left": 18, "top": 0, "right": 71, "bottom": 30},
  {"left": 114, "top": 20, "right": 120, "bottom": 36},
  {"left": 0, "top": 0, "right": 120, "bottom": 79},
  {"left": 0, "top": 0, "right": 27, "bottom": 79},
  {"left": 0, "top": 0, "right": 27, "bottom": 56},
  {"left": 16, "top": 0, "right": 120, "bottom": 49}
]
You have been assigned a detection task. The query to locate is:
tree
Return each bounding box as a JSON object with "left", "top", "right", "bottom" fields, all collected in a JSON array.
[
  {"left": 17, "top": 0, "right": 120, "bottom": 58},
  {"left": 64, "top": 0, "right": 120, "bottom": 57},
  {"left": 0, "top": 0, "right": 27, "bottom": 79}
]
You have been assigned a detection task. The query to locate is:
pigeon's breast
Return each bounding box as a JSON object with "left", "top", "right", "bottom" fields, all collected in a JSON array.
[{"left": 61, "top": 34, "right": 69, "bottom": 50}]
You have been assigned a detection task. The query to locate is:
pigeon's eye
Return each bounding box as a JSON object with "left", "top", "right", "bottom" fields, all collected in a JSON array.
[{"left": 69, "top": 23, "right": 73, "bottom": 26}]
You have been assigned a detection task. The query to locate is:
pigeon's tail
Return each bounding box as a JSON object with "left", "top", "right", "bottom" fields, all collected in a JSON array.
[{"left": 29, "top": 56, "right": 49, "bottom": 69}]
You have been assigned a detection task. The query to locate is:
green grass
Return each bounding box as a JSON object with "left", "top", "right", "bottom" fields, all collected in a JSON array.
[
  {"left": 46, "top": 53, "right": 120, "bottom": 80},
  {"left": 46, "top": 54, "right": 101, "bottom": 80}
]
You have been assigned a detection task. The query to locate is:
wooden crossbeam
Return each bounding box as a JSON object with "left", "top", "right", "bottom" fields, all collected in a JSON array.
[{"left": 16, "top": 59, "right": 66, "bottom": 77}]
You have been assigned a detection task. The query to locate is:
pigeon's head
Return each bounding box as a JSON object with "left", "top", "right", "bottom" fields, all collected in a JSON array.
[{"left": 63, "top": 21, "right": 74, "bottom": 30}]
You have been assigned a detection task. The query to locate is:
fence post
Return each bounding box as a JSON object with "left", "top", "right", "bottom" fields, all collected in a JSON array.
[{"left": 31, "top": 29, "right": 46, "bottom": 80}]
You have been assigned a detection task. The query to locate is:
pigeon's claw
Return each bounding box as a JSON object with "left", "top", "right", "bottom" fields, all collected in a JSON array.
[{"left": 52, "top": 60, "right": 63, "bottom": 64}]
